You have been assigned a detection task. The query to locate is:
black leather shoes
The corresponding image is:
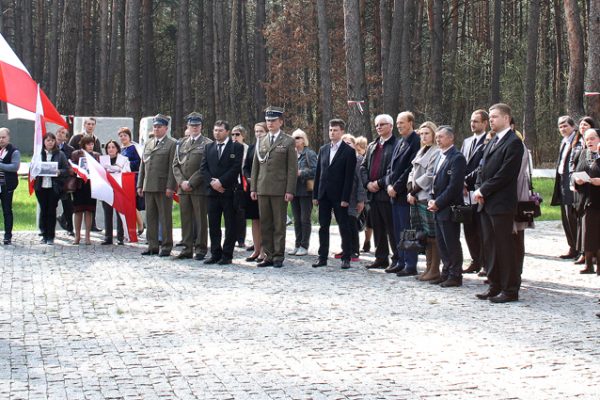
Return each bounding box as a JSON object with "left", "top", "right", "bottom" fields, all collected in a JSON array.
[
  {"left": 176, "top": 253, "right": 193, "bottom": 259},
  {"left": 194, "top": 253, "right": 206, "bottom": 260},
  {"left": 100, "top": 240, "right": 112, "bottom": 245},
  {"left": 462, "top": 263, "right": 481, "bottom": 274},
  {"left": 218, "top": 258, "right": 232, "bottom": 265},
  {"left": 141, "top": 249, "right": 159, "bottom": 256},
  {"left": 312, "top": 259, "right": 327, "bottom": 268},
  {"left": 385, "top": 264, "right": 404, "bottom": 274},
  {"left": 489, "top": 292, "right": 519, "bottom": 303},
  {"left": 559, "top": 251, "right": 578, "bottom": 259},
  {"left": 340, "top": 261, "right": 351, "bottom": 270},
  {"left": 204, "top": 257, "right": 221, "bottom": 264},
  {"left": 257, "top": 260, "right": 274, "bottom": 268},
  {"left": 476, "top": 290, "right": 501, "bottom": 300},
  {"left": 273, "top": 261, "right": 283, "bottom": 268},
  {"left": 365, "top": 259, "right": 389, "bottom": 269},
  {"left": 117, "top": 240, "right": 124, "bottom": 245},
  {"left": 3, "top": 239, "right": 10, "bottom": 245},
  {"left": 396, "top": 269, "right": 418, "bottom": 277},
  {"left": 158, "top": 251, "right": 171, "bottom": 257},
  {"left": 477, "top": 270, "right": 487, "bottom": 277},
  {"left": 440, "top": 277, "right": 462, "bottom": 287},
  {"left": 246, "top": 255, "right": 259, "bottom": 262}
]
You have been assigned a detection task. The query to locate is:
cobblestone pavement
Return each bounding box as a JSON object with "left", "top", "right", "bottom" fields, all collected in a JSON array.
[{"left": 1, "top": 221, "right": 598, "bottom": 400}]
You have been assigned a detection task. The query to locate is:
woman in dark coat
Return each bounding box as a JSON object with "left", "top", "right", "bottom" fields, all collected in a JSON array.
[
  {"left": 35, "top": 133, "right": 69, "bottom": 244},
  {"left": 572, "top": 128, "right": 600, "bottom": 274},
  {"left": 71, "top": 135, "right": 101, "bottom": 245}
]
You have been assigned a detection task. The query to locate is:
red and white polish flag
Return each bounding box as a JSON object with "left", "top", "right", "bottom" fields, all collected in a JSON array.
[{"left": 84, "top": 152, "right": 138, "bottom": 242}]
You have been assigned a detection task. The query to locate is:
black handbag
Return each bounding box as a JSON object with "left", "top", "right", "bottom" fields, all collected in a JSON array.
[
  {"left": 450, "top": 194, "right": 476, "bottom": 224},
  {"left": 397, "top": 229, "right": 426, "bottom": 252},
  {"left": 515, "top": 162, "right": 543, "bottom": 223}
]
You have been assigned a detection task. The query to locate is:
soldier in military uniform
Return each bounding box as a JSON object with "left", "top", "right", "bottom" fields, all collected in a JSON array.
[
  {"left": 250, "top": 107, "right": 297, "bottom": 268},
  {"left": 137, "top": 114, "right": 177, "bottom": 256},
  {"left": 172, "top": 112, "right": 212, "bottom": 260}
]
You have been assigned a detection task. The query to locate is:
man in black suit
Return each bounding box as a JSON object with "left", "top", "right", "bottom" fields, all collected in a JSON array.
[
  {"left": 474, "top": 103, "right": 524, "bottom": 303},
  {"left": 56, "top": 127, "right": 75, "bottom": 236},
  {"left": 461, "top": 110, "right": 488, "bottom": 274},
  {"left": 427, "top": 126, "right": 467, "bottom": 287},
  {"left": 200, "top": 120, "right": 243, "bottom": 265},
  {"left": 360, "top": 114, "right": 398, "bottom": 269},
  {"left": 385, "top": 111, "right": 421, "bottom": 276},
  {"left": 312, "top": 119, "right": 357, "bottom": 270},
  {"left": 551, "top": 116, "right": 579, "bottom": 259}
]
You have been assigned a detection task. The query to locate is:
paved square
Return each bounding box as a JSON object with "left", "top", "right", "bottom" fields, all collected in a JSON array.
[{"left": 1, "top": 221, "right": 598, "bottom": 399}]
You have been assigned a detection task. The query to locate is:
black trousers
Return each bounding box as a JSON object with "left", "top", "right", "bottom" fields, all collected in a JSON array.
[
  {"left": 481, "top": 210, "right": 521, "bottom": 296},
  {"left": 234, "top": 202, "right": 246, "bottom": 244},
  {"left": 463, "top": 211, "right": 484, "bottom": 268},
  {"left": 60, "top": 194, "right": 74, "bottom": 231},
  {"left": 35, "top": 188, "right": 60, "bottom": 240},
  {"left": 0, "top": 186, "right": 14, "bottom": 239},
  {"left": 208, "top": 195, "right": 236, "bottom": 260},
  {"left": 102, "top": 201, "right": 124, "bottom": 242},
  {"left": 317, "top": 197, "right": 352, "bottom": 262},
  {"left": 561, "top": 204, "right": 578, "bottom": 253},
  {"left": 349, "top": 215, "right": 359, "bottom": 257},
  {"left": 369, "top": 200, "right": 398, "bottom": 263},
  {"left": 291, "top": 195, "right": 313, "bottom": 249}
]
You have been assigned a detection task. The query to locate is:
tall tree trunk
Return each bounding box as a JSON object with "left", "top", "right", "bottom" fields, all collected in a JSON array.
[
  {"left": 0, "top": 0, "right": 16, "bottom": 50},
  {"left": 444, "top": 0, "right": 459, "bottom": 123},
  {"left": 47, "top": 0, "right": 61, "bottom": 101},
  {"left": 254, "top": 0, "right": 267, "bottom": 120},
  {"left": 490, "top": 0, "right": 501, "bottom": 104},
  {"left": 400, "top": 0, "right": 415, "bottom": 111},
  {"left": 141, "top": 0, "right": 156, "bottom": 115},
  {"left": 125, "top": 0, "right": 141, "bottom": 123},
  {"left": 382, "top": 0, "right": 403, "bottom": 116},
  {"left": 33, "top": 0, "right": 45, "bottom": 80},
  {"left": 553, "top": 0, "right": 564, "bottom": 111},
  {"left": 429, "top": 0, "right": 443, "bottom": 121},
  {"left": 175, "top": 0, "right": 191, "bottom": 134},
  {"left": 106, "top": 0, "right": 122, "bottom": 114},
  {"left": 564, "top": 0, "right": 585, "bottom": 117},
  {"left": 343, "top": 0, "right": 372, "bottom": 140},
  {"left": 316, "top": 0, "right": 333, "bottom": 141},
  {"left": 213, "top": 1, "right": 225, "bottom": 118},
  {"left": 228, "top": 0, "right": 240, "bottom": 121},
  {"left": 204, "top": 1, "right": 215, "bottom": 129},
  {"left": 57, "top": 0, "right": 80, "bottom": 114},
  {"left": 585, "top": 0, "right": 600, "bottom": 120},
  {"left": 523, "top": 0, "right": 540, "bottom": 162},
  {"left": 97, "top": 0, "right": 110, "bottom": 114},
  {"left": 193, "top": 0, "right": 205, "bottom": 112},
  {"left": 379, "top": 0, "right": 392, "bottom": 81},
  {"left": 20, "top": 0, "right": 33, "bottom": 72}
]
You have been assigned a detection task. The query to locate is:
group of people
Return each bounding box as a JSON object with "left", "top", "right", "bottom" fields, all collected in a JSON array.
[
  {"left": 552, "top": 115, "right": 600, "bottom": 276},
  {"left": 1, "top": 104, "right": 599, "bottom": 308}
]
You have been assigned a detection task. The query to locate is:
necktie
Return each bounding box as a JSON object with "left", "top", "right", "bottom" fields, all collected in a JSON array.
[
  {"left": 218, "top": 143, "right": 224, "bottom": 158},
  {"left": 469, "top": 138, "right": 477, "bottom": 159},
  {"left": 270, "top": 135, "right": 274, "bottom": 146}
]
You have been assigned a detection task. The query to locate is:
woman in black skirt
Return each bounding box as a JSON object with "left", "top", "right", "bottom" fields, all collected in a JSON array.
[{"left": 70, "top": 136, "right": 100, "bottom": 245}]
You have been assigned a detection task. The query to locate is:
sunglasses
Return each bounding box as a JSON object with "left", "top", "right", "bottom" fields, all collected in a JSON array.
[
  {"left": 231, "top": 133, "right": 242, "bottom": 136},
  {"left": 294, "top": 137, "right": 302, "bottom": 140}
]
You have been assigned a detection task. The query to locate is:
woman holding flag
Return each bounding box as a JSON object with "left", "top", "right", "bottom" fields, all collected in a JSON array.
[
  {"left": 34, "top": 133, "right": 69, "bottom": 245},
  {"left": 100, "top": 140, "right": 131, "bottom": 245},
  {"left": 70, "top": 136, "right": 100, "bottom": 245}
]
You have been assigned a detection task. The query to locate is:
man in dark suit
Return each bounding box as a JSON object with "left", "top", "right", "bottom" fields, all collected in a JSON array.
[
  {"left": 385, "top": 111, "right": 421, "bottom": 276},
  {"left": 474, "top": 103, "right": 524, "bottom": 303},
  {"left": 461, "top": 109, "right": 488, "bottom": 274},
  {"left": 428, "top": 126, "right": 467, "bottom": 287},
  {"left": 311, "top": 119, "right": 357, "bottom": 270},
  {"left": 551, "top": 116, "right": 579, "bottom": 259},
  {"left": 201, "top": 120, "right": 243, "bottom": 265},
  {"left": 360, "top": 114, "right": 398, "bottom": 269},
  {"left": 55, "top": 127, "right": 75, "bottom": 236}
]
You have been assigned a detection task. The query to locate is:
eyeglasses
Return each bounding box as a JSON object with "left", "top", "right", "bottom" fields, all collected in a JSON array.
[
  {"left": 294, "top": 137, "right": 302, "bottom": 140},
  {"left": 231, "top": 133, "right": 242, "bottom": 136},
  {"left": 375, "top": 123, "right": 390, "bottom": 128}
]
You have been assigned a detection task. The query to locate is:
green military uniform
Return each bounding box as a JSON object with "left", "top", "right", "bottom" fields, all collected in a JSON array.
[
  {"left": 138, "top": 131, "right": 177, "bottom": 254},
  {"left": 250, "top": 129, "right": 297, "bottom": 264},
  {"left": 172, "top": 133, "right": 212, "bottom": 258}
]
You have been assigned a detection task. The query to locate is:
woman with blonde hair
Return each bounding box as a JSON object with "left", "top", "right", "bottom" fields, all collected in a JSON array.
[
  {"left": 354, "top": 136, "right": 372, "bottom": 252},
  {"left": 407, "top": 121, "right": 441, "bottom": 281},
  {"left": 289, "top": 128, "right": 317, "bottom": 256}
]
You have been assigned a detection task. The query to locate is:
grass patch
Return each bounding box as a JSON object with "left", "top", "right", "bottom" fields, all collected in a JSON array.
[{"left": 533, "top": 178, "right": 559, "bottom": 221}]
